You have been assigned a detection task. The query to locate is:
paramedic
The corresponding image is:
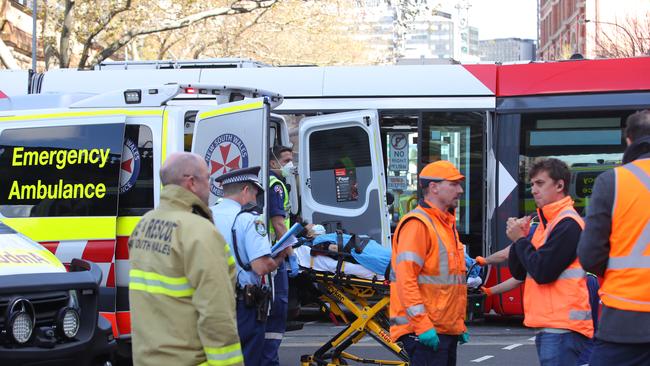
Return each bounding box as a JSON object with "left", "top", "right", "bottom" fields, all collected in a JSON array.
[
  {"left": 263, "top": 146, "right": 297, "bottom": 365},
  {"left": 507, "top": 158, "right": 593, "bottom": 365},
  {"left": 129, "top": 152, "right": 242, "bottom": 366},
  {"left": 578, "top": 110, "right": 650, "bottom": 365},
  {"left": 389, "top": 160, "right": 468, "bottom": 366},
  {"left": 211, "top": 166, "right": 290, "bottom": 366}
]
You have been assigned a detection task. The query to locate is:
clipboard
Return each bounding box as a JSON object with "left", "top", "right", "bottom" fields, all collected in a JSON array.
[{"left": 270, "top": 223, "right": 304, "bottom": 257}]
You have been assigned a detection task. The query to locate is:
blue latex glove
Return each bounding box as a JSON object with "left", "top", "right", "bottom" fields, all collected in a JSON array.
[
  {"left": 287, "top": 254, "right": 300, "bottom": 278},
  {"left": 459, "top": 331, "right": 470, "bottom": 344},
  {"left": 418, "top": 328, "right": 439, "bottom": 351}
]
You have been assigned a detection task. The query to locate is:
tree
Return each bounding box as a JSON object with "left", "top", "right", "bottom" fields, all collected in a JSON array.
[
  {"left": 139, "top": 0, "right": 373, "bottom": 65},
  {"left": 593, "top": 13, "right": 650, "bottom": 58},
  {"left": 41, "top": 0, "right": 279, "bottom": 69}
]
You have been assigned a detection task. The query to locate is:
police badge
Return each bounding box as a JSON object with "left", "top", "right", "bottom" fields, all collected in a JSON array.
[{"left": 254, "top": 220, "right": 267, "bottom": 237}]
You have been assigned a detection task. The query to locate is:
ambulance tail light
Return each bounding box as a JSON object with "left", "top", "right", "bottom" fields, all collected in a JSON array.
[
  {"left": 0, "top": 90, "right": 7, "bottom": 99},
  {"left": 124, "top": 89, "right": 142, "bottom": 104},
  {"left": 185, "top": 87, "right": 197, "bottom": 94}
]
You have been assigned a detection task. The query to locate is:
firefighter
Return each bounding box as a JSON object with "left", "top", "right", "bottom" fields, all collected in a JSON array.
[
  {"left": 578, "top": 110, "right": 650, "bottom": 365},
  {"left": 128, "top": 152, "right": 242, "bottom": 366},
  {"left": 507, "top": 158, "right": 593, "bottom": 365},
  {"left": 211, "top": 166, "right": 290, "bottom": 366},
  {"left": 262, "top": 146, "right": 297, "bottom": 365},
  {"left": 389, "top": 160, "right": 469, "bottom": 366}
]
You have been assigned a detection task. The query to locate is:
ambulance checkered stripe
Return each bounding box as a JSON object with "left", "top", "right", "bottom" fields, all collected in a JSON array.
[{"left": 41, "top": 240, "right": 116, "bottom": 288}]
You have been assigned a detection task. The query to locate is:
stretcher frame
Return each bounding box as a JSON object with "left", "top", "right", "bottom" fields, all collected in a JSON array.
[{"left": 299, "top": 267, "right": 408, "bottom": 366}]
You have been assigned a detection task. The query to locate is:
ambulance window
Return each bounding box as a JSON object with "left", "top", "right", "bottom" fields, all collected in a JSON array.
[
  {"left": 0, "top": 124, "right": 123, "bottom": 217},
  {"left": 118, "top": 125, "right": 154, "bottom": 216},
  {"left": 308, "top": 126, "right": 371, "bottom": 209},
  {"left": 184, "top": 110, "right": 198, "bottom": 152}
]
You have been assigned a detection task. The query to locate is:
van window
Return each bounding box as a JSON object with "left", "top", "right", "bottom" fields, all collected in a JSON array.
[
  {"left": 118, "top": 125, "right": 155, "bottom": 216},
  {"left": 0, "top": 124, "right": 124, "bottom": 217},
  {"left": 308, "top": 126, "right": 371, "bottom": 209}
]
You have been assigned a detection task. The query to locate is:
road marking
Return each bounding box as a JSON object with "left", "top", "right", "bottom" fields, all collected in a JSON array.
[
  {"left": 503, "top": 343, "right": 522, "bottom": 350},
  {"left": 529, "top": 336, "right": 536, "bottom": 341},
  {"left": 471, "top": 355, "right": 494, "bottom": 363}
]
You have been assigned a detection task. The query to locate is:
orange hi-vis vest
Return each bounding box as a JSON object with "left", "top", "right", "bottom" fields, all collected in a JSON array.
[
  {"left": 523, "top": 196, "right": 594, "bottom": 338},
  {"left": 600, "top": 159, "right": 650, "bottom": 312},
  {"left": 389, "top": 203, "right": 467, "bottom": 341}
]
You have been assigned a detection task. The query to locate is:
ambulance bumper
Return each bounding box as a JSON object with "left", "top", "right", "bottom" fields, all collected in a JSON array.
[{"left": 0, "top": 259, "right": 117, "bottom": 366}]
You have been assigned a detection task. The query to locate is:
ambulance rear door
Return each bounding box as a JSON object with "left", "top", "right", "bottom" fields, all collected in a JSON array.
[
  {"left": 0, "top": 111, "right": 126, "bottom": 312},
  {"left": 191, "top": 98, "right": 270, "bottom": 215},
  {"left": 299, "top": 110, "right": 391, "bottom": 246}
]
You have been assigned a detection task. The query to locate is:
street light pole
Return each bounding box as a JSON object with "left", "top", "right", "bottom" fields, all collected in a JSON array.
[
  {"left": 31, "top": 0, "right": 37, "bottom": 71},
  {"left": 585, "top": 19, "right": 636, "bottom": 56}
]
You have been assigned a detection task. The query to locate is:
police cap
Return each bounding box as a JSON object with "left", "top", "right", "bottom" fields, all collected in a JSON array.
[{"left": 215, "top": 166, "right": 264, "bottom": 192}]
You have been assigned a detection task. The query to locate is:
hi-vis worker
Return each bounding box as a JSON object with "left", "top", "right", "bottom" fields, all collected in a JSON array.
[
  {"left": 210, "top": 166, "right": 290, "bottom": 366},
  {"left": 263, "top": 146, "right": 298, "bottom": 366},
  {"left": 507, "top": 158, "right": 593, "bottom": 366},
  {"left": 389, "top": 160, "right": 468, "bottom": 366},
  {"left": 128, "top": 152, "right": 243, "bottom": 366},
  {"left": 578, "top": 110, "right": 650, "bottom": 365}
]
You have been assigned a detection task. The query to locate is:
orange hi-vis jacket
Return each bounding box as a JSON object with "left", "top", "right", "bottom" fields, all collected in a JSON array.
[
  {"left": 389, "top": 202, "right": 467, "bottom": 341},
  {"left": 600, "top": 159, "right": 650, "bottom": 312},
  {"left": 523, "top": 196, "right": 594, "bottom": 338}
]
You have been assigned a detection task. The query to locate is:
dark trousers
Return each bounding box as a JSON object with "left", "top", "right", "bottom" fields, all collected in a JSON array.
[
  {"left": 262, "top": 266, "right": 288, "bottom": 366},
  {"left": 535, "top": 331, "right": 590, "bottom": 366},
  {"left": 589, "top": 339, "right": 650, "bottom": 366},
  {"left": 399, "top": 333, "right": 458, "bottom": 366},
  {"left": 237, "top": 299, "right": 266, "bottom": 366}
]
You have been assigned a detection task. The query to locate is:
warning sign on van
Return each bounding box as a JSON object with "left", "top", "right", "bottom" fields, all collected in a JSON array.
[
  {"left": 388, "top": 133, "right": 408, "bottom": 171},
  {"left": 334, "top": 168, "right": 358, "bottom": 202}
]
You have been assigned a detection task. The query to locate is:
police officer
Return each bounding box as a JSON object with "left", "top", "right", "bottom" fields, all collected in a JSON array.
[
  {"left": 129, "top": 152, "right": 242, "bottom": 366},
  {"left": 211, "top": 166, "right": 289, "bottom": 366},
  {"left": 263, "top": 146, "right": 298, "bottom": 365}
]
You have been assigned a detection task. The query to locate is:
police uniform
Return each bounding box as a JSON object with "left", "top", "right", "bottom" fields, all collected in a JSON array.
[
  {"left": 210, "top": 166, "right": 271, "bottom": 366},
  {"left": 129, "top": 184, "right": 242, "bottom": 366},
  {"left": 262, "top": 171, "right": 291, "bottom": 365}
]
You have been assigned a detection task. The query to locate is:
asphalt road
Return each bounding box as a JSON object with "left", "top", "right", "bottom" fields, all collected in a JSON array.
[{"left": 279, "top": 317, "right": 538, "bottom": 366}]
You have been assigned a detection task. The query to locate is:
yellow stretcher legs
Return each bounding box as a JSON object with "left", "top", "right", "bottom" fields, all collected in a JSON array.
[{"left": 300, "top": 271, "right": 409, "bottom": 366}]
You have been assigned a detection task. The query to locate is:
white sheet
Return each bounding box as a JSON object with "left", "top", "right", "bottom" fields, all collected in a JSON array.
[{"left": 295, "top": 246, "right": 385, "bottom": 280}]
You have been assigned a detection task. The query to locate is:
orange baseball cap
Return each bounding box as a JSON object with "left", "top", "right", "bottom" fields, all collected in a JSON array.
[{"left": 420, "top": 160, "right": 464, "bottom": 182}]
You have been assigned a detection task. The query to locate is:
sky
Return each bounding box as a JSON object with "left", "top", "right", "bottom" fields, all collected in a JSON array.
[{"left": 466, "top": 0, "right": 538, "bottom": 40}]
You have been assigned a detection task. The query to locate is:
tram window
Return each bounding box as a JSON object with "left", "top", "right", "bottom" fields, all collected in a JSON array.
[{"left": 519, "top": 112, "right": 628, "bottom": 217}]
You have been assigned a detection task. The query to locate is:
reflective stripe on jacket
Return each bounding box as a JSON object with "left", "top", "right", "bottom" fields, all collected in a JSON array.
[
  {"left": 129, "top": 185, "right": 242, "bottom": 366},
  {"left": 269, "top": 175, "right": 290, "bottom": 241},
  {"left": 389, "top": 203, "right": 467, "bottom": 341},
  {"left": 600, "top": 159, "right": 650, "bottom": 312},
  {"left": 523, "top": 196, "right": 594, "bottom": 338}
]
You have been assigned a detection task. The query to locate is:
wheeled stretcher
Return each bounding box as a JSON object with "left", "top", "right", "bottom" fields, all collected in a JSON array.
[{"left": 298, "top": 244, "right": 408, "bottom": 366}]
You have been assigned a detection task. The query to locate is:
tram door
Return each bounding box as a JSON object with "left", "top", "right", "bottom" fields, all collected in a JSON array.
[{"left": 419, "top": 111, "right": 485, "bottom": 257}]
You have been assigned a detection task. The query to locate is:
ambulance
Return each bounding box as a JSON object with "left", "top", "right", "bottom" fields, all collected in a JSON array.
[
  {"left": 0, "top": 82, "right": 389, "bottom": 358},
  {"left": 0, "top": 222, "right": 116, "bottom": 365}
]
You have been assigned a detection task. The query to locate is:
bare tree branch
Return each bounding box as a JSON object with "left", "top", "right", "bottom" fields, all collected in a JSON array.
[{"left": 77, "top": 0, "right": 133, "bottom": 69}]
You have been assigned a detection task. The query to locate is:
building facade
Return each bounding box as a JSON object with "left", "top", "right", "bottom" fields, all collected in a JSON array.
[
  {"left": 538, "top": 0, "right": 650, "bottom": 60},
  {"left": 480, "top": 38, "right": 536, "bottom": 62},
  {"left": 0, "top": 0, "right": 37, "bottom": 69}
]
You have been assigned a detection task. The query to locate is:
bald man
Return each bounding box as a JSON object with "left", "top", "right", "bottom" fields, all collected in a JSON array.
[{"left": 128, "top": 152, "right": 243, "bottom": 366}]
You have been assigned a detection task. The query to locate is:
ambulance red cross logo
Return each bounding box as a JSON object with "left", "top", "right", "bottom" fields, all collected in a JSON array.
[
  {"left": 205, "top": 133, "right": 249, "bottom": 197},
  {"left": 119, "top": 138, "right": 140, "bottom": 194}
]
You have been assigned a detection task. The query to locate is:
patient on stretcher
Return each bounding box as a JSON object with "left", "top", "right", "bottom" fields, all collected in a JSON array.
[{"left": 295, "top": 224, "right": 483, "bottom": 288}]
